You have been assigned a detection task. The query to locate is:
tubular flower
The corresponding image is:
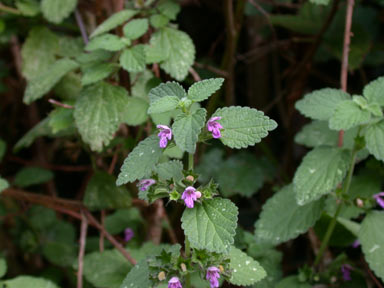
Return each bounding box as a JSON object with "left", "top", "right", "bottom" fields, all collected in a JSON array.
[
  {"left": 181, "top": 186, "right": 201, "bottom": 208},
  {"left": 157, "top": 125, "right": 172, "bottom": 148},
  {"left": 341, "top": 264, "right": 352, "bottom": 281},
  {"left": 138, "top": 179, "right": 156, "bottom": 191},
  {"left": 373, "top": 192, "right": 384, "bottom": 208},
  {"left": 206, "top": 266, "right": 221, "bottom": 288},
  {"left": 168, "top": 276, "right": 182, "bottom": 288},
  {"left": 124, "top": 228, "right": 134, "bottom": 242},
  {"left": 207, "top": 117, "right": 223, "bottom": 139}
]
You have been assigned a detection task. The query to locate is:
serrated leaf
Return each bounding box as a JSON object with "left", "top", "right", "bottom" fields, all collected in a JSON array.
[
  {"left": 229, "top": 247, "right": 266, "bottom": 286},
  {"left": 181, "top": 198, "right": 238, "bottom": 253},
  {"left": 123, "top": 19, "right": 149, "bottom": 40},
  {"left": 363, "top": 76, "right": 384, "bottom": 106},
  {"left": 0, "top": 258, "right": 6, "bottom": 278},
  {"left": 157, "top": 0, "right": 180, "bottom": 20},
  {"left": 76, "top": 50, "right": 112, "bottom": 64},
  {"left": 24, "top": 58, "right": 79, "bottom": 104},
  {"left": 148, "top": 96, "right": 180, "bottom": 114},
  {"left": 57, "top": 36, "right": 84, "bottom": 58},
  {"left": 48, "top": 107, "right": 74, "bottom": 134},
  {"left": 54, "top": 72, "right": 82, "bottom": 100},
  {"left": 122, "top": 97, "right": 149, "bottom": 126},
  {"left": 21, "top": 27, "right": 59, "bottom": 81},
  {"left": 0, "top": 276, "right": 60, "bottom": 288},
  {"left": 294, "top": 146, "right": 350, "bottom": 205},
  {"left": 364, "top": 120, "right": 384, "bottom": 161},
  {"left": 82, "top": 62, "right": 118, "bottom": 86},
  {"left": 90, "top": 9, "right": 138, "bottom": 38},
  {"left": 41, "top": 0, "right": 77, "bottom": 24},
  {"left": 359, "top": 211, "right": 384, "bottom": 282},
  {"left": 212, "top": 106, "right": 277, "bottom": 149},
  {"left": 145, "top": 30, "right": 170, "bottom": 63},
  {"left": 309, "top": 0, "right": 330, "bottom": 5},
  {"left": 13, "top": 167, "right": 53, "bottom": 188},
  {"left": 149, "top": 14, "right": 169, "bottom": 28},
  {"left": 172, "top": 108, "right": 206, "bottom": 153},
  {"left": 275, "top": 276, "right": 311, "bottom": 288},
  {"left": 84, "top": 171, "right": 131, "bottom": 211},
  {"left": 74, "top": 82, "right": 128, "bottom": 152},
  {"left": 105, "top": 208, "right": 142, "bottom": 234},
  {"left": 16, "top": 0, "right": 40, "bottom": 17},
  {"left": 329, "top": 100, "right": 371, "bottom": 131},
  {"left": 83, "top": 249, "right": 131, "bottom": 288},
  {"left": 120, "top": 45, "right": 146, "bottom": 73},
  {"left": 295, "top": 88, "right": 351, "bottom": 120},
  {"left": 86, "top": 34, "right": 125, "bottom": 52},
  {"left": 119, "top": 259, "right": 150, "bottom": 288},
  {"left": 155, "top": 160, "right": 183, "bottom": 181},
  {"left": 255, "top": 185, "right": 324, "bottom": 245},
  {"left": 14, "top": 118, "right": 51, "bottom": 151},
  {"left": 117, "top": 135, "right": 162, "bottom": 185},
  {"left": 0, "top": 177, "right": 9, "bottom": 194},
  {"left": 149, "top": 81, "right": 186, "bottom": 103},
  {"left": 187, "top": 78, "right": 224, "bottom": 102}
]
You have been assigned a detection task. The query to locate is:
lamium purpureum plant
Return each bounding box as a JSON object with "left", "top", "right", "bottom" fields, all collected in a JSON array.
[{"left": 116, "top": 78, "right": 277, "bottom": 287}]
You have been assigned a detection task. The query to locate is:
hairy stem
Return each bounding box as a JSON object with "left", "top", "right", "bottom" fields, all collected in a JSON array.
[{"left": 314, "top": 148, "right": 358, "bottom": 266}]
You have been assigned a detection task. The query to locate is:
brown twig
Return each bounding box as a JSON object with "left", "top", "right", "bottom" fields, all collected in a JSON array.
[
  {"left": 194, "top": 62, "right": 229, "bottom": 78},
  {"left": 361, "top": 257, "right": 384, "bottom": 288},
  {"left": 338, "top": 0, "right": 355, "bottom": 147},
  {"left": 49, "top": 99, "right": 74, "bottom": 109},
  {"left": 99, "top": 210, "right": 105, "bottom": 252},
  {"left": 77, "top": 212, "right": 88, "bottom": 288},
  {"left": 75, "top": 9, "right": 89, "bottom": 45},
  {"left": 0, "top": 3, "right": 21, "bottom": 14},
  {"left": 189, "top": 67, "right": 201, "bottom": 82},
  {"left": 8, "top": 156, "right": 91, "bottom": 172}
]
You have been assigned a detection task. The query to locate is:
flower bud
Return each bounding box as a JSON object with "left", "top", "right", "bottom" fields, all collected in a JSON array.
[
  {"left": 180, "top": 263, "right": 187, "bottom": 272},
  {"left": 186, "top": 175, "right": 194, "bottom": 182},
  {"left": 356, "top": 198, "right": 364, "bottom": 208},
  {"left": 158, "top": 271, "right": 166, "bottom": 281}
]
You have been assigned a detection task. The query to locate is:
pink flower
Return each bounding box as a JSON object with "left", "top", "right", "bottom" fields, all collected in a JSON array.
[
  {"left": 138, "top": 179, "right": 156, "bottom": 191},
  {"left": 207, "top": 117, "right": 223, "bottom": 139},
  {"left": 341, "top": 264, "right": 352, "bottom": 281},
  {"left": 373, "top": 192, "right": 384, "bottom": 208},
  {"left": 181, "top": 186, "right": 201, "bottom": 208},
  {"left": 352, "top": 239, "right": 360, "bottom": 248},
  {"left": 124, "top": 228, "right": 134, "bottom": 242},
  {"left": 206, "top": 266, "right": 220, "bottom": 288},
  {"left": 168, "top": 276, "right": 182, "bottom": 288},
  {"left": 157, "top": 125, "right": 172, "bottom": 148}
]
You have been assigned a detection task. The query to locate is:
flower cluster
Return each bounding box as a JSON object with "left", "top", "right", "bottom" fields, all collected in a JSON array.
[{"left": 167, "top": 266, "right": 220, "bottom": 288}]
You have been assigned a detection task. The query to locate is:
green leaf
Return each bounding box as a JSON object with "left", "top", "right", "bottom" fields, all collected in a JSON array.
[
  {"left": 105, "top": 208, "right": 142, "bottom": 234},
  {"left": 41, "top": 0, "right": 77, "bottom": 24},
  {"left": 329, "top": 100, "right": 371, "bottom": 131},
  {"left": 24, "top": 58, "right": 79, "bottom": 104},
  {"left": 54, "top": 72, "right": 82, "bottom": 100},
  {"left": 149, "top": 14, "right": 169, "bottom": 28},
  {"left": 149, "top": 81, "right": 186, "bottom": 103},
  {"left": 90, "top": 9, "right": 138, "bottom": 38},
  {"left": 212, "top": 106, "right": 277, "bottom": 149},
  {"left": 82, "top": 249, "right": 131, "bottom": 288},
  {"left": 74, "top": 82, "right": 128, "bottom": 151},
  {"left": 13, "top": 167, "right": 53, "bottom": 188},
  {"left": 275, "top": 276, "right": 311, "bottom": 288},
  {"left": 255, "top": 185, "right": 324, "bottom": 245},
  {"left": 0, "top": 177, "right": 8, "bottom": 194},
  {"left": 122, "top": 97, "right": 149, "bottom": 126},
  {"left": 57, "top": 36, "right": 84, "bottom": 58},
  {"left": 187, "top": 78, "right": 224, "bottom": 102},
  {"left": 84, "top": 171, "right": 131, "bottom": 211},
  {"left": 0, "top": 258, "right": 6, "bottom": 278},
  {"left": 119, "top": 259, "right": 150, "bottom": 288},
  {"left": 86, "top": 34, "right": 125, "bottom": 52},
  {"left": 16, "top": 0, "right": 40, "bottom": 17},
  {"left": 21, "top": 27, "right": 59, "bottom": 81},
  {"left": 48, "top": 107, "right": 74, "bottom": 134},
  {"left": 123, "top": 19, "right": 149, "bottom": 40},
  {"left": 116, "top": 135, "right": 162, "bottom": 185},
  {"left": 295, "top": 88, "right": 351, "bottom": 120},
  {"left": 0, "top": 276, "right": 60, "bottom": 288},
  {"left": 82, "top": 62, "right": 118, "bottom": 86},
  {"left": 155, "top": 160, "right": 183, "bottom": 181},
  {"left": 363, "top": 76, "right": 384, "bottom": 106},
  {"left": 309, "top": 0, "right": 330, "bottom": 5},
  {"left": 293, "top": 147, "right": 350, "bottom": 205},
  {"left": 181, "top": 198, "right": 238, "bottom": 253},
  {"left": 228, "top": 247, "right": 266, "bottom": 286},
  {"left": 359, "top": 211, "right": 384, "bottom": 282},
  {"left": 157, "top": 0, "right": 180, "bottom": 20},
  {"left": 148, "top": 96, "right": 180, "bottom": 114},
  {"left": 120, "top": 45, "right": 146, "bottom": 73},
  {"left": 0, "top": 139, "right": 6, "bottom": 162},
  {"left": 42, "top": 241, "right": 76, "bottom": 267},
  {"left": 14, "top": 118, "right": 51, "bottom": 152},
  {"left": 76, "top": 50, "right": 112, "bottom": 64},
  {"left": 364, "top": 120, "right": 384, "bottom": 161},
  {"left": 172, "top": 108, "right": 206, "bottom": 153}
]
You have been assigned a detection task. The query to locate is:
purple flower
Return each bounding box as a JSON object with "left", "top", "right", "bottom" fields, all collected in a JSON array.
[
  {"left": 138, "top": 179, "right": 156, "bottom": 191},
  {"left": 207, "top": 117, "right": 223, "bottom": 139},
  {"left": 373, "top": 192, "right": 384, "bottom": 208},
  {"left": 206, "top": 266, "right": 220, "bottom": 288},
  {"left": 181, "top": 186, "right": 201, "bottom": 208},
  {"left": 124, "top": 228, "right": 134, "bottom": 242},
  {"left": 157, "top": 125, "right": 172, "bottom": 148},
  {"left": 341, "top": 264, "right": 352, "bottom": 281},
  {"left": 352, "top": 239, "right": 360, "bottom": 248},
  {"left": 168, "top": 276, "right": 182, "bottom": 288}
]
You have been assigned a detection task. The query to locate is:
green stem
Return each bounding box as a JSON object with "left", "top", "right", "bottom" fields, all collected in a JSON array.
[
  {"left": 0, "top": 3, "right": 21, "bottom": 15},
  {"left": 185, "top": 153, "right": 194, "bottom": 287},
  {"left": 188, "top": 153, "right": 194, "bottom": 171},
  {"left": 314, "top": 148, "right": 358, "bottom": 267}
]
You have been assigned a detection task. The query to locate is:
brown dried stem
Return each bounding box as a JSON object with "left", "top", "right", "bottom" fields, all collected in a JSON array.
[{"left": 77, "top": 212, "right": 88, "bottom": 288}]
